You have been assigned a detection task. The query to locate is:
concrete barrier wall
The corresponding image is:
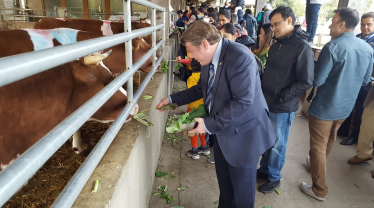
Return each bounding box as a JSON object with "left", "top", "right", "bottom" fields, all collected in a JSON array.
[{"left": 72, "top": 36, "right": 179, "bottom": 208}]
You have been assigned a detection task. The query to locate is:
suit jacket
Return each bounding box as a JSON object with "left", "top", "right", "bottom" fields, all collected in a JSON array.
[{"left": 170, "top": 38, "right": 276, "bottom": 167}]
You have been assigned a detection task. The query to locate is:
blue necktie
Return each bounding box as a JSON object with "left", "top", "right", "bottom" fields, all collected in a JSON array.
[{"left": 205, "top": 63, "right": 215, "bottom": 114}]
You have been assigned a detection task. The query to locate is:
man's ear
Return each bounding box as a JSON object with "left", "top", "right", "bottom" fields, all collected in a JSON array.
[
  {"left": 202, "top": 39, "right": 209, "bottom": 50},
  {"left": 287, "top": 17, "right": 292, "bottom": 25},
  {"left": 340, "top": 21, "right": 346, "bottom": 30}
]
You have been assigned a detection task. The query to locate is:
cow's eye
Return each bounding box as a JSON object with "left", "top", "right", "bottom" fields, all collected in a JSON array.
[{"left": 104, "top": 83, "right": 109, "bottom": 86}]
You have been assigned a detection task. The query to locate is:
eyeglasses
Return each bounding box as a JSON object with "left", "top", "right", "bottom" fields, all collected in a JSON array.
[
  {"left": 270, "top": 20, "right": 284, "bottom": 30},
  {"left": 361, "top": 23, "right": 373, "bottom": 27}
]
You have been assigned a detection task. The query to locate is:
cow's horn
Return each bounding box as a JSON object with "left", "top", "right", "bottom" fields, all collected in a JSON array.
[{"left": 84, "top": 50, "right": 112, "bottom": 66}]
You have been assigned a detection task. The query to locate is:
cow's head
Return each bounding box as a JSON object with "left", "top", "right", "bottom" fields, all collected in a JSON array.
[
  {"left": 70, "top": 52, "right": 138, "bottom": 122},
  {"left": 132, "top": 38, "right": 153, "bottom": 73}
]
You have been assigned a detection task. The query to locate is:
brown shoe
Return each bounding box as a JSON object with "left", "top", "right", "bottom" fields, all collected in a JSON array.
[{"left": 348, "top": 155, "right": 373, "bottom": 164}]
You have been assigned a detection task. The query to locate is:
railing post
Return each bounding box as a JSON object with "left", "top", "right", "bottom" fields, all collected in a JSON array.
[
  {"left": 152, "top": 8, "right": 156, "bottom": 69},
  {"left": 317, "top": 33, "right": 322, "bottom": 47},
  {"left": 124, "top": 0, "right": 133, "bottom": 103}
]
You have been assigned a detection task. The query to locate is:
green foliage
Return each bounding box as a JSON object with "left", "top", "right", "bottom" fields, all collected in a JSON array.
[
  {"left": 161, "top": 60, "right": 169, "bottom": 74},
  {"left": 155, "top": 170, "right": 168, "bottom": 178},
  {"left": 176, "top": 62, "right": 183, "bottom": 70},
  {"left": 133, "top": 112, "right": 154, "bottom": 126},
  {"left": 143, "top": 95, "right": 153, "bottom": 99},
  {"left": 133, "top": 104, "right": 177, "bottom": 127},
  {"left": 166, "top": 104, "right": 207, "bottom": 133},
  {"left": 184, "top": 105, "right": 208, "bottom": 124},
  {"left": 155, "top": 185, "right": 174, "bottom": 204},
  {"left": 273, "top": 0, "right": 306, "bottom": 18},
  {"left": 366, "top": 0, "right": 373, "bottom": 12},
  {"left": 320, "top": 0, "right": 339, "bottom": 20},
  {"left": 176, "top": 187, "right": 185, "bottom": 191}
]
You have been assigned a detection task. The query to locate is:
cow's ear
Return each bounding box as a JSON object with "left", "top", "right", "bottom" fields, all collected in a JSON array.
[{"left": 72, "top": 61, "right": 96, "bottom": 85}]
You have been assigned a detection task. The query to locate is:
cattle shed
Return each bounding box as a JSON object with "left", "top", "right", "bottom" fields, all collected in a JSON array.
[
  {"left": 0, "top": 0, "right": 183, "bottom": 207},
  {"left": 0, "top": 0, "right": 372, "bottom": 207}
]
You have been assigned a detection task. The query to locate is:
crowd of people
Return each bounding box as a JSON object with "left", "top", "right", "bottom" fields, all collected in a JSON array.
[{"left": 160, "top": 1, "right": 374, "bottom": 208}]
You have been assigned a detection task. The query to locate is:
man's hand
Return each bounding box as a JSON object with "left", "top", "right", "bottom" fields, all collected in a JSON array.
[
  {"left": 176, "top": 56, "right": 182, "bottom": 63},
  {"left": 156, "top": 97, "right": 171, "bottom": 111},
  {"left": 188, "top": 118, "right": 207, "bottom": 135}
]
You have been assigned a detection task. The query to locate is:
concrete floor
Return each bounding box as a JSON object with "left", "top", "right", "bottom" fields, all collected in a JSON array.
[{"left": 149, "top": 79, "right": 374, "bottom": 208}]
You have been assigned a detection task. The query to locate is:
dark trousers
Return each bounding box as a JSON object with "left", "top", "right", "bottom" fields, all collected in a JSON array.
[
  {"left": 338, "top": 83, "right": 372, "bottom": 138},
  {"left": 305, "top": 3, "right": 321, "bottom": 42},
  {"left": 213, "top": 135, "right": 258, "bottom": 208}
]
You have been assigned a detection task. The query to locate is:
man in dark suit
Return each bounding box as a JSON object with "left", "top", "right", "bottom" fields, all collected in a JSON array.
[{"left": 156, "top": 21, "right": 276, "bottom": 208}]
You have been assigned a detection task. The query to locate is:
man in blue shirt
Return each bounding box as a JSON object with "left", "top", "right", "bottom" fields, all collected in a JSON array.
[
  {"left": 300, "top": 8, "right": 373, "bottom": 201},
  {"left": 339, "top": 12, "right": 374, "bottom": 147}
]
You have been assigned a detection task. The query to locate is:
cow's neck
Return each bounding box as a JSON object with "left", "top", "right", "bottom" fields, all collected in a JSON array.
[
  {"left": 0, "top": 65, "right": 75, "bottom": 167},
  {"left": 102, "top": 44, "right": 126, "bottom": 75}
]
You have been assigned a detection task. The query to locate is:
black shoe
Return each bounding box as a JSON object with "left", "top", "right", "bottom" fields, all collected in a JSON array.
[
  {"left": 186, "top": 149, "right": 199, "bottom": 160},
  {"left": 260, "top": 179, "right": 281, "bottom": 193},
  {"left": 340, "top": 137, "right": 358, "bottom": 145},
  {"left": 197, "top": 146, "right": 211, "bottom": 155},
  {"left": 256, "top": 169, "right": 268, "bottom": 180}
]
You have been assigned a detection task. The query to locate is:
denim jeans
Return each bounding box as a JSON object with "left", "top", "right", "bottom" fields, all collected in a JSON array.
[
  {"left": 259, "top": 112, "right": 295, "bottom": 181},
  {"left": 306, "top": 3, "right": 321, "bottom": 43}
]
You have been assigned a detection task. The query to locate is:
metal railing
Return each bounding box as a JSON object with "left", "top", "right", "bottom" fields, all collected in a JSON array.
[
  {"left": 315, "top": 33, "right": 331, "bottom": 47},
  {"left": 0, "top": 7, "right": 146, "bottom": 21},
  {"left": 0, "top": 0, "right": 168, "bottom": 207},
  {"left": 169, "top": 11, "right": 177, "bottom": 36}
]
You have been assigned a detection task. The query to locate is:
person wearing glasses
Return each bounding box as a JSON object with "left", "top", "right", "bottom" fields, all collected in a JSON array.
[
  {"left": 339, "top": 12, "right": 374, "bottom": 147},
  {"left": 257, "top": 6, "right": 314, "bottom": 194},
  {"left": 301, "top": 8, "right": 373, "bottom": 201}
]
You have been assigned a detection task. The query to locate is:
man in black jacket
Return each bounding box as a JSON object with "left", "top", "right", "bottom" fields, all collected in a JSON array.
[{"left": 257, "top": 6, "right": 314, "bottom": 193}]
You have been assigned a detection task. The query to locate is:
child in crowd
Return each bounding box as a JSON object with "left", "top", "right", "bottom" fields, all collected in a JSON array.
[{"left": 185, "top": 59, "right": 210, "bottom": 160}]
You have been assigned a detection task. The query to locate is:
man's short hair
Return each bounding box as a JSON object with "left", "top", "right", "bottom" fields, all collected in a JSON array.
[
  {"left": 207, "top": 8, "right": 215, "bottom": 13},
  {"left": 200, "top": 4, "right": 208, "bottom": 11},
  {"left": 269, "top": 6, "right": 296, "bottom": 25},
  {"left": 245, "top": 9, "right": 252, "bottom": 15},
  {"left": 334, "top": 8, "right": 359, "bottom": 29},
  {"left": 177, "top": 10, "right": 184, "bottom": 15},
  {"left": 219, "top": 23, "right": 237, "bottom": 35},
  {"left": 181, "top": 21, "right": 222, "bottom": 46},
  {"left": 208, "top": 12, "right": 218, "bottom": 22},
  {"left": 219, "top": 9, "right": 231, "bottom": 20},
  {"left": 232, "top": 14, "right": 238, "bottom": 24},
  {"left": 362, "top": 12, "right": 374, "bottom": 20}
]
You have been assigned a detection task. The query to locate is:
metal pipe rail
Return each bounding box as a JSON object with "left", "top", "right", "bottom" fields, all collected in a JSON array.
[
  {"left": 0, "top": 7, "right": 56, "bottom": 12},
  {"left": 0, "top": 25, "right": 163, "bottom": 88},
  {"left": 169, "top": 11, "right": 177, "bottom": 36},
  {"left": 0, "top": 0, "right": 170, "bottom": 207},
  {"left": 51, "top": 42, "right": 165, "bottom": 208}
]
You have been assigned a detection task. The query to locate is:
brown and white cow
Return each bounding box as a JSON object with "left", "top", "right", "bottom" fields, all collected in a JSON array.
[
  {"left": 0, "top": 30, "right": 138, "bottom": 171},
  {"left": 34, "top": 18, "right": 153, "bottom": 45}
]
